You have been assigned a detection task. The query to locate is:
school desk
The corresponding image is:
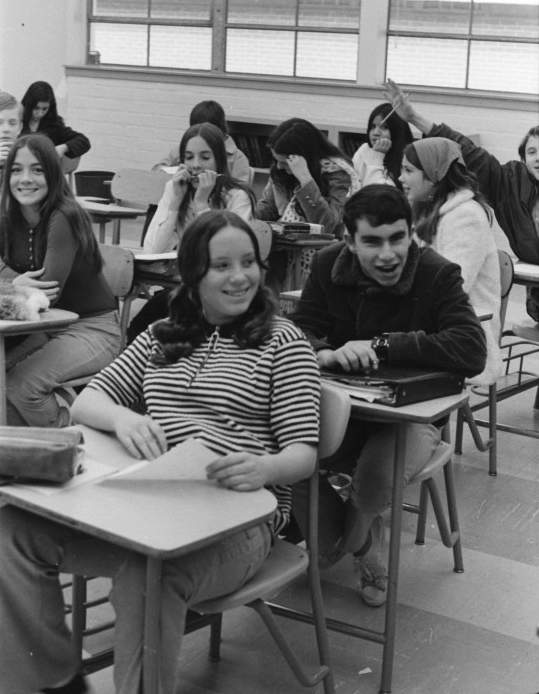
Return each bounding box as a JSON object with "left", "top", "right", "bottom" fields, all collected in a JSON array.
[{"left": 0, "top": 425, "right": 277, "bottom": 693}]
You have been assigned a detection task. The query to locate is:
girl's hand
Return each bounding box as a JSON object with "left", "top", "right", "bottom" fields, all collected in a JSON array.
[
  {"left": 13, "top": 268, "right": 60, "bottom": 300},
  {"left": 383, "top": 79, "right": 415, "bottom": 123},
  {"left": 373, "top": 137, "right": 392, "bottom": 154},
  {"left": 206, "top": 452, "right": 268, "bottom": 491},
  {"left": 286, "top": 154, "right": 312, "bottom": 186},
  {"left": 55, "top": 144, "right": 68, "bottom": 158},
  {"left": 113, "top": 411, "right": 168, "bottom": 460},
  {"left": 0, "top": 141, "right": 12, "bottom": 164},
  {"left": 170, "top": 165, "right": 192, "bottom": 200},
  {"left": 193, "top": 169, "right": 219, "bottom": 209}
]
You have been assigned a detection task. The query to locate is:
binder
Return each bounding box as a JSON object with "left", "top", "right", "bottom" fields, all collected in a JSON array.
[{"left": 321, "top": 366, "right": 464, "bottom": 407}]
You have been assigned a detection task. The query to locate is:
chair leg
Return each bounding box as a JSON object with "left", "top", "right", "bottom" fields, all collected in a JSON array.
[
  {"left": 414, "top": 481, "right": 429, "bottom": 545},
  {"left": 487, "top": 383, "right": 497, "bottom": 477},
  {"left": 250, "top": 600, "right": 331, "bottom": 689},
  {"left": 442, "top": 462, "right": 464, "bottom": 573},
  {"left": 454, "top": 407, "right": 465, "bottom": 454},
  {"left": 533, "top": 384, "right": 539, "bottom": 410},
  {"left": 208, "top": 614, "right": 222, "bottom": 662},
  {"left": 71, "top": 575, "right": 88, "bottom": 658},
  {"left": 307, "top": 557, "right": 335, "bottom": 694}
]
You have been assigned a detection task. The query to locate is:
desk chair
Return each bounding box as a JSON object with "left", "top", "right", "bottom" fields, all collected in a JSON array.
[
  {"left": 190, "top": 382, "right": 350, "bottom": 694},
  {"left": 109, "top": 168, "right": 170, "bottom": 245},
  {"left": 455, "top": 250, "right": 539, "bottom": 475}
]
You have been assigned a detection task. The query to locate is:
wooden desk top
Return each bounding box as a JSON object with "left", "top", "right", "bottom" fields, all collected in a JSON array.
[
  {"left": 0, "top": 308, "right": 79, "bottom": 336},
  {"left": 0, "top": 426, "right": 277, "bottom": 559},
  {"left": 322, "top": 381, "right": 469, "bottom": 424}
]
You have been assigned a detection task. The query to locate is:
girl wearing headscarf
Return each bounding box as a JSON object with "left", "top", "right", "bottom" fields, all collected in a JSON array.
[{"left": 399, "top": 137, "right": 502, "bottom": 384}]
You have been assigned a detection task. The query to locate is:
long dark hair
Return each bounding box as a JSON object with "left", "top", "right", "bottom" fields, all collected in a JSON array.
[
  {"left": 21, "top": 81, "right": 62, "bottom": 130},
  {"left": 367, "top": 102, "right": 413, "bottom": 188},
  {"left": 0, "top": 134, "right": 102, "bottom": 271},
  {"left": 267, "top": 117, "right": 348, "bottom": 198},
  {"left": 176, "top": 123, "right": 255, "bottom": 227},
  {"left": 403, "top": 142, "right": 492, "bottom": 244},
  {"left": 152, "top": 210, "right": 276, "bottom": 364}
]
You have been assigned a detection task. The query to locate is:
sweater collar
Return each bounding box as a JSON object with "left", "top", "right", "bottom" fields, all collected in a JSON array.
[
  {"left": 439, "top": 188, "right": 474, "bottom": 216},
  {"left": 331, "top": 240, "right": 420, "bottom": 296}
]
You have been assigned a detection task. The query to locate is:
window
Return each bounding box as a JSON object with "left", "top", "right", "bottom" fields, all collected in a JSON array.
[
  {"left": 88, "top": 0, "right": 361, "bottom": 81},
  {"left": 87, "top": 0, "right": 538, "bottom": 95},
  {"left": 386, "top": 0, "right": 539, "bottom": 94}
]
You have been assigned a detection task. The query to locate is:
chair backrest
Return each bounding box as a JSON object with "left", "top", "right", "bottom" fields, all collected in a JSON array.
[
  {"left": 99, "top": 244, "right": 135, "bottom": 299},
  {"left": 498, "top": 249, "right": 514, "bottom": 330},
  {"left": 319, "top": 382, "right": 351, "bottom": 460},
  {"left": 110, "top": 168, "right": 170, "bottom": 209}
]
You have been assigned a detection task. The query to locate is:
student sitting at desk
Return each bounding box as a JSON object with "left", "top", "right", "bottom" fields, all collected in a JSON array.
[
  {"left": 0, "top": 209, "right": 320, "bottom": 694},
  {"left": 152, "top": 98, "right": 250, "bottom": 182},
  {"left": 144, "top": 122, "right": 255, "bottom": 253},
  {"left": 20, "top": 81, "right": 90, "bottom": 161},
  {"left": 385, "top": 78, "right": 539, "bottom": 323},
  {"left": 400, "top": 137, "right": 502, "bottom": 385},
  {"left": 292, "top": 185, "right": 486, "bottom": 607},
  {"left": 256, "top": 117, "right": 359, "bottom": 239},
  {"left": 352, "top": 101, "right": 413, "bottom": 190},
  {"left": 0, "top": 134, "right": 120, "bottom": 427}
]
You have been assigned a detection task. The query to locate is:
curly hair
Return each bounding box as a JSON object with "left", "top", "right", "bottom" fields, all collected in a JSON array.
[
  {"left": 175, "top": 123, "right": 255, "bottom": 227},
  {"left": 151, "top": 210, "right": 276, "bottom": 364},
  {"left": 0, "top": 134, "right": 102, "bottom": 272},
  {"left": 403, "top": 142, "right": 492, "bottom": 245},
  {"left": 366, "top": 102, "right": 414, "bottom": 188}
]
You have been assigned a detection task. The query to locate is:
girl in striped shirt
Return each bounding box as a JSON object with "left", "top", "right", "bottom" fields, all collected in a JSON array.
[{"left": 0, "top": 210, "right": 320, "bottom": 694}]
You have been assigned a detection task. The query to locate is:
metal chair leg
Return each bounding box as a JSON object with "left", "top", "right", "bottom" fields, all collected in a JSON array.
[{"left": 414, "top": 481, "right": 429, "bottom": 545}]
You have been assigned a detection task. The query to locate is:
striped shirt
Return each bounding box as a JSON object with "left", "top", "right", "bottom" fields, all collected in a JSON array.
[{"left": 88, "top": 316, "right": 320, "bottom": 533}]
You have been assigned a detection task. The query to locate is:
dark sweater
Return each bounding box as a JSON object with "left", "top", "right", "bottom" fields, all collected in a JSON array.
[
  {"left": 291, "top": 240, "right": 486, "bottom": 378},
  {"left": 1, "top": 209, "right": 115, "bottom": 317},
  {"left": 22, "top": 118, "right": 91, "bottom": 158}
]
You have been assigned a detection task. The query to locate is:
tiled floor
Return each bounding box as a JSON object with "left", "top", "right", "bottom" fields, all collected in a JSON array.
[{"left": 82, "top": 219, "right": 538, "bottom": 694}]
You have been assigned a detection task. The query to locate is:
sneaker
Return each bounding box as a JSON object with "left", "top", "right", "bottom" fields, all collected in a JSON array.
[{"left": 353, "top": 556, "right": 387, "bottom": 607}]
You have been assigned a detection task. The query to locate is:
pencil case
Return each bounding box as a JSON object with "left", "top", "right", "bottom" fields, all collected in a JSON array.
[{"left": 0, "top": 426, "right": 83, "bottom": 484}]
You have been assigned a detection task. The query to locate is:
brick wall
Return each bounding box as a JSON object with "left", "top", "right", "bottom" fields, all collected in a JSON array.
[{"left": 66, "top": 72, "right": 536, "bottom": 173}]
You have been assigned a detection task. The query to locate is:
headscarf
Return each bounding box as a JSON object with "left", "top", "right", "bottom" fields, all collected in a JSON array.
[{"left": 411, "top": 137, "right": 465, "bottom": 183}]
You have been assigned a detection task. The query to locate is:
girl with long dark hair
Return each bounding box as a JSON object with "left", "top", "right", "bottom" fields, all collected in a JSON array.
[
  {"left": 0, "top": 134, "right": 120, "bottom": 426},
  {"left": 352, "top": 101, "right": 413, "bottom": 189},
  {"left": 0, "top": 209, "right": 321, "bottom": 694},
  {"left": 256, "top": 117, "right": 358, "bottom": 238},
  {"left": 144, "top": 122, "right": 255, "bottom": 253},
  {"left": 21, "top": 81, "right": 90, "bottom": 160}
]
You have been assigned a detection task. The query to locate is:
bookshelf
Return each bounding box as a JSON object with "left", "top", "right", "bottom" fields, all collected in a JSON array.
[{"left": 228, "top": 118, "right": 367, "bottom": 170}]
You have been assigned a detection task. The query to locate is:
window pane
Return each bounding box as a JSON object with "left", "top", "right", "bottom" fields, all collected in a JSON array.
[
  {"left": 296, "top": 32, "right": 358, "bottom": 79},
  {"left": 386, "top": 36, "right": 468, "bottom": 88},
  {"left": 227, "top": 0, "right": 296, "bottom": 26},
  {"left": 90, "top": 23, "right": 148, "bottom": 65},
  {"left": 226, "top": 29, "right": 294, "bottom": 75},
  {"left": 472, "top": 1, "right": 539, "bottom": 40},
  {"left": 469, "top": 40, "right": 539, "bottom": 93},
  {"left": 92, "top": 0, "right": 148, "bottom": 17},
  {"left": 151, "top": 0, "right": 211, "bottom": 21},
  {"left": 389, "top": 0, "right": 471, "bottom": 35},
  {"left": 150, "top": 26, "right": 212, "bottom": 69},
  {"left": 298, "top": 0, "right": 361, "bottom": 29}
]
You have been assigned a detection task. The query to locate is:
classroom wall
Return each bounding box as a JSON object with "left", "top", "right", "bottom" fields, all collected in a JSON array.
[
  {"left": 0, "top": 0, "right": 86, "bottom": 114},
  {"left": 66, "top": 70, "right": 536, "bottom": 174}
]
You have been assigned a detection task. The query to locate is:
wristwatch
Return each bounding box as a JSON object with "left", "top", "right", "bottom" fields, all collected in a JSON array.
[{"left": 371, "top": 333, "right": 390, "bottom": 362}]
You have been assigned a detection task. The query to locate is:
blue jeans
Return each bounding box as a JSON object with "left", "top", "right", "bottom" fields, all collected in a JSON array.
[
  {"left": 0, "top": 505, "right": 272, "bottom": 694},
  {"left": 6, "top": 310, "right": 121, "bottom": 427}
]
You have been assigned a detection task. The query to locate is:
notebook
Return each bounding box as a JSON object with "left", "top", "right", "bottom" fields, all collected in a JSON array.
[{"left": 321, "top": 366, "right": 464, "bottom": 407}]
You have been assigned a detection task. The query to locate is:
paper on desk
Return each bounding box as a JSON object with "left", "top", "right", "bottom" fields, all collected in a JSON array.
[{"left": 100, "top": 438, "right": 217, "bottom": 484}]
